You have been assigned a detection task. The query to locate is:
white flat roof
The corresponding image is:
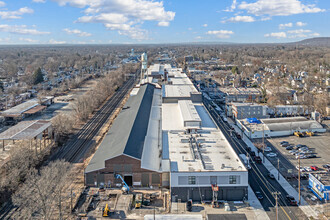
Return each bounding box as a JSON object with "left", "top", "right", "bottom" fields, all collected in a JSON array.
[
  {"left": 178, "top": 100, "right": 201, "bottom": 124},
  {"left": 163, "top": 84, "right": 197, "bottom": 98},
  {"left": 169, "top": 77, "right": 193, "bottom": 85},
  {"left": 162, "top": 103, "right": 246, "bottom": 172}
]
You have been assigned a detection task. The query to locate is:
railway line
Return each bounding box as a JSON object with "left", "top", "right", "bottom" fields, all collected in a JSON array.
[
  {"left": 51, "top": 75, "right": 136, "bottom": 163},
  {"left": 0, "top": 76, "right": 136, "bottom": 219}
]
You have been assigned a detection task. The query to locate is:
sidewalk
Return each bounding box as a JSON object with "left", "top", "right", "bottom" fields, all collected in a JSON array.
[
  {"left": 228, "top": 119, "right": 319, "bottom": 218},
  {"left": 248, "top": 186, "right": 270, "bottom": 220}
]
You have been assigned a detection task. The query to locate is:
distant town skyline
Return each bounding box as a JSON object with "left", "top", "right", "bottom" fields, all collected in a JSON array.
[{"left": 0, "top": 0, "right": 328, "bottom": 44}]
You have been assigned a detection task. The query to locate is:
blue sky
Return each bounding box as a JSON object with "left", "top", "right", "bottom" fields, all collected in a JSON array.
[{"left": 0, "top": 0, "right": 328, "bottom": 44}]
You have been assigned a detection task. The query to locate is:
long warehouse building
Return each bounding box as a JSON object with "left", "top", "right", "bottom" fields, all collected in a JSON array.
[{"left": 85, "top": 64, "right": 248, "bottom": 202}]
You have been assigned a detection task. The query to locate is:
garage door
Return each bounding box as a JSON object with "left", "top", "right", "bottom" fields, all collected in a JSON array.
[
  {"left": 152, "top": 174, "right": 160, "bottom": 185},
  {"left": 226, "top": 189, "right": 244, "bottom": 201},
  {"left": 192, "top": 188, "right": 201, "bottom": 201},
  {"left": 142, "top": 173, "right": 149, "bottom": 187}
]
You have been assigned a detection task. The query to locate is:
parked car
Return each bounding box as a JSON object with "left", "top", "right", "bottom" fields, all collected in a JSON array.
[
  {"left": 322, "top": 164, "right": 330, "bottom": 169},
  {"left": 255, "top": 191, "right": 263, "bottom": 200},
  {"left": 310, "top": 166, "right": 319, "bottom": 171},
  {"left": 286, "top": 146, "right": 293, "bottom": 150},
  {"left": 268, "top": 173, "right": 275, "bottom": 179},
  {"left": 286, "top": 195, "right": 298, "bottom": 206},
  {"left": 250, "top": 151, "right": 256, "bottom": 157},
  {"left": 307, "top": 154, "right": 316, "bottom": 158},
  {"left": 267, "top": 153, "right": 277, "bottom": 158},
  {"left": 281, "top": 142, "right": 290, "bottom": 147},
  {"left": 304, "top": 167, "right": 312, "bottom": 172},
  {"left": 289, "top": 150, "right": 298, "bottom": 155},
  {"left": 280, "top": 141, "right": 289, "bottom": 145},
  {"left": 264, "top": 147, "right": 272, "bottom": 152},
  {"left": 296, "top": 154, "right": 307, "bottom": 159}
]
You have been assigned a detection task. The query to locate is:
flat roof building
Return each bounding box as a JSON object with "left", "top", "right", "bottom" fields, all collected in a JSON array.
[
  {"left": 237, "top": 116, "right": 326, "bottom": 139},
  {"left": 162, "top": 66, "right": 248, "bottom": 202}
]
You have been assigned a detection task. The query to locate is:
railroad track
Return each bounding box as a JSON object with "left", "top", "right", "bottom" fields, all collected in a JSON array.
[
  {"left": 52, "top": 76, "right": 135, "bottom": 162},
  {"left": 0, "top": 76, "right": 136, "bottom": 219}
]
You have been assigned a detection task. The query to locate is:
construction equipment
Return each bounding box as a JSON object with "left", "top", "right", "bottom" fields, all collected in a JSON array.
[
  {"left": 305, "top": 131, "right": 314, "bottom": 136},
  {"left": 135, "top": 193, "right": 143, "bottom": 208},
  {"left": 211, "top": 184, "right": 220, "bottom": 208},
  {"left": 114, "top": 173, "right": 130, "bottom": 194},
  {"left": 102, "top": 204, "right": 110, "bottom": 217},
  {"left": 294, "top": 131, "right": 303, "bottom": 137}
]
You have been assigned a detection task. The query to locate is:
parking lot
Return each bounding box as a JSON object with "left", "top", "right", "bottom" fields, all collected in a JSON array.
[{"left": 267, "top": 132, "right": 330, "bottom": 171}]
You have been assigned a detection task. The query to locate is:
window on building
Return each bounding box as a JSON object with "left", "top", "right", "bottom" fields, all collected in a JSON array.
[
  {"left": 229, "top": 175, "right": 237, "bottom": 184},
  {"left": 188, "top": 176, "right": 196, "bottom": 185}
]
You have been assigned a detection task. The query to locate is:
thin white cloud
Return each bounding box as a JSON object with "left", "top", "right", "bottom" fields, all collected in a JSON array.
[
  {"left": 224, "top": 0, "right": 237, "bottom": 12},
  {"left": 224, "top": 15, "right": 255, "bottom": 23},
  {"left": 264, "top": 32, "right": 287, "bottom": 38},
  {"left": 195, "top": 36, "right": 202, "bottom": 40},
  {"left": 0, "top": 7, "right": 34, "bottom": 19},
  {"left": 202, "top": 24, "right": 208, "bottom": 27},
  {"left": 207, "top": 30, "right": 234, "bottom": 39},
  {"left": 296, "top": 21, "right": 307, "bottom": 27},
  {"left": 63, "top": 28, "right": 91, "bottom": 37},
  {"left": 0, "top": 1, "right": 5, "bottom": 7},
  {"left": 19, "top": 37, "right": 38, "bottom": 43},
  {"left": 239, "top": 0, "right": 324, "bottom": 16},
  {"left": 287, "top": 29, "right": 311, "bottom": 34},
  {"left": 49, "top": 39, "right": 66, "bottom": 44},
  {"left": 33, "top": 0, "right": 46, "bottom": 2},
  {"left": 309, "top": 33, "right": 320, "bottom": 37},
  {"left": 158, "top": 21, "right": 169, "bottom": 27},
  {"left": 279, "top": 22, "right": 293, "bottom": 29},
  {"left": 53, "top": 0, "right": 175, "bottom": 40},
  {"left": 0, "top": 24, "right": 50, "bottom": 35}
]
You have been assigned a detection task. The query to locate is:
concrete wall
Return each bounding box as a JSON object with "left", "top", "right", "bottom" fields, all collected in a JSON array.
[
  {"left": 171, "top": 186, "right": 248, "bottom": 202},
  {"left": 170, "top": 171, "right": 248, "bottom": 188}
]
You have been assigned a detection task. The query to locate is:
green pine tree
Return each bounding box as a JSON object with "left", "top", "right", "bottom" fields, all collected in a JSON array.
[{"left": 33, "top": 67, "right": 44, "bottom": 84}]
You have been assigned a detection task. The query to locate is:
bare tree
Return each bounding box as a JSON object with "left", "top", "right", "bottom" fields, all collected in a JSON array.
[{"left": 13, "top": 160, "right": 72, "bottom": 219}]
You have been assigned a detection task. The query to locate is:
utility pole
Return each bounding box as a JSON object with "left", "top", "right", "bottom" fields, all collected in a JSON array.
[
  {"left": 70, "top": 187, "right": 73, "bottom": 212},
  {"left": 277, "top": 158, "right": 280, "bottom": 180},
  {"left": 272, "top": 192, "right": 281, "bottom": 220},
  {"left": 298, "top": 156, "right": 301, "bottom": 205}
]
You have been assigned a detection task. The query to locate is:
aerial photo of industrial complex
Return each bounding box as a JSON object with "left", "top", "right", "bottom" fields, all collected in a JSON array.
[{"left": 0, "top": 0, "right": 329, "bottom": 219}]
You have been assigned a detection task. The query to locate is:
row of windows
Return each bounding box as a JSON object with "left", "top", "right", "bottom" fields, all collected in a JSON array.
[{"left": 181, "top": 175, "right": 239, "bottom": 185}]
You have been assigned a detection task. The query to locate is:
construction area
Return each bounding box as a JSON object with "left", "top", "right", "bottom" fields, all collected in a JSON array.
[{"left": 74, "top": 187, "right": 169, "bottom": 219}]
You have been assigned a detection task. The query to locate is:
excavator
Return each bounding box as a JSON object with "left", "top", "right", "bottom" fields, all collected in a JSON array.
[
  {"left": 114, "top": 173, "right": 130, "bottom": 194},
  {"left": 102, "top": 204, "right": 110, "bottom": 217}
]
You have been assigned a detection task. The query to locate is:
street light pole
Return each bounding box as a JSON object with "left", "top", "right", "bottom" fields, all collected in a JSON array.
[
  {"left": 262, "top": 125, "right": 265, "bottom": 163},
  {"left": 276, "top": 158, "right": 279, "bottom": 180},
  {"left": 298, "top": 156, "right": 301, "bottom": 205}
]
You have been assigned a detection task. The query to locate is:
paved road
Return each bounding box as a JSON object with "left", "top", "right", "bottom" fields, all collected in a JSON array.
[{"left": 203, "top": 99, "right": 307, "bottom": 220}]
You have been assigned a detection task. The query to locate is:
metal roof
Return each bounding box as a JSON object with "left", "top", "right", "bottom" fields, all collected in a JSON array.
[
  {"left": 23, "top": 105, "right": 46, "bottom": 114},
  {"left": 1, "top": 99, "right": 39, "bottom": 116},
  {"left": 0, "top": 120, "right": 51, "bottom": 140},
  {"left": 86, "top": 84, "right": 156, "bottom": 173}
]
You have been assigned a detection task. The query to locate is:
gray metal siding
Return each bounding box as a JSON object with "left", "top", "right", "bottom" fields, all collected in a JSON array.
[{"left": 178, "top": 176, "right": 188, "bottom": 185}]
